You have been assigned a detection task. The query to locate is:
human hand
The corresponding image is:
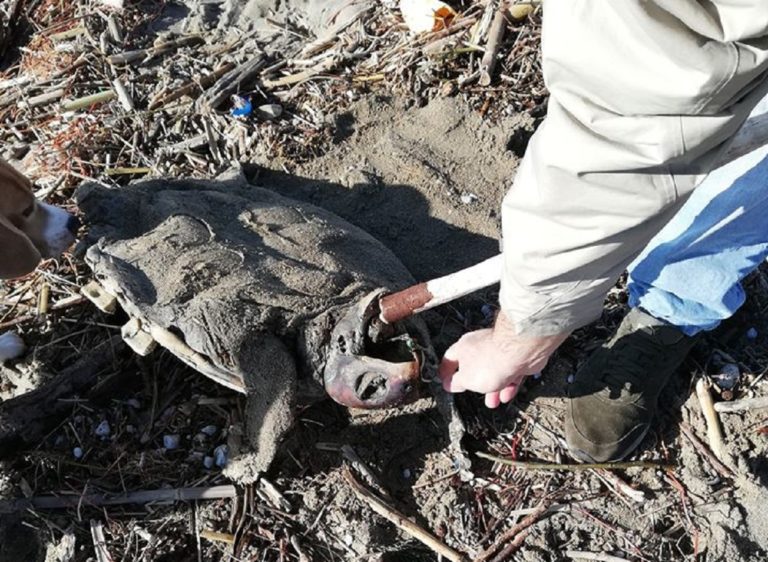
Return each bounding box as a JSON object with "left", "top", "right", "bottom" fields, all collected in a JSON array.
[{"left": 438, "top": 311, "right": 569, "bottom": 408}]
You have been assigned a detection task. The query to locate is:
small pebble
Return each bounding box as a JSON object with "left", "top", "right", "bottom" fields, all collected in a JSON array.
[
  {"left": 203, "top": 456, "right": 215, "bottom": 469},
  {"left": 460, "top": 192, "right": 478, "bottom": 205},
  {"left": 402, "top": 468, "right": 412, "bottom": 479},
  {"left": 126, "top": 398, "right": 141, "bottom": 408},
  {"left": 747, "top": 327, "right": 759, "bottom": 340},
  {"left": 73, "top": 447, "right": 83, "bottom": 459},
  {"left": 200, "top": 425, "right": 217, "bottom": 437},
  {"left": 566, "top": 374, "right": 575, "bottom": 384},
  {"left": 214, "top": 444, "right": 228, "bottom": 468},
  {"left": 163, "top": 434, "right": 180, "bottom": 450},
  {"left": 95, "top": 420, "right": 110, "bottom": 437}
]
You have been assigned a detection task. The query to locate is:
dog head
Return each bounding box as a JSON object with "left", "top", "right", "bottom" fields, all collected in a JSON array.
[{"left": 0, "top": 158, "right": 79, "bottom": 279}]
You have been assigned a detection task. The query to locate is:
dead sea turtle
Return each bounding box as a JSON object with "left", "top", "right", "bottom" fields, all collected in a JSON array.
[{"left": 75, "top": 169, "right": 441, "bottom": 476}]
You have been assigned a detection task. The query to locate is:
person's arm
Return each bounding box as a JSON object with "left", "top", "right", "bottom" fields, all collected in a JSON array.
[{"left": 441, "top": 0, "right": 768, "bottom": 405}]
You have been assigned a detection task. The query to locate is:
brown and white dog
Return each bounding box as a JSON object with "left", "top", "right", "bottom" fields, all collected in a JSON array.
[{"left": 0, "top": 158, "right": 79, "bottom": 361}]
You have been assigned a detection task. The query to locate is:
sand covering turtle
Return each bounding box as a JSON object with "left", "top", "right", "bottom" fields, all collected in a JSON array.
[{"left": 75, "top": 169, "right": 459, "bottom": 479}]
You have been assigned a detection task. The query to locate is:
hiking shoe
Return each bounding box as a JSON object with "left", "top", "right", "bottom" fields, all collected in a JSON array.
[{"left": 565, "top": 308, "right": 698, "bottom": 463}]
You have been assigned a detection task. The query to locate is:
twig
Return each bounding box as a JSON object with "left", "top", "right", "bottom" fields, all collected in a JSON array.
[
  {"left": 476, "top": 451, "right": 673, "bottom": 471},
  {"left": 149, "top": 63, "right": 235, "bottom": 111},
  {"left": 90, "top": 519, "right": 113, "bottom": 562},
  {"left": 0, "top": 485, "right": 237, "bottom": 512},
  {"left": 342, "top": 466, "right": 467, "bottom": 562},
  {"left": 695, "top": 378, "right": 726, "bottom": 462},
  {"left": 565, "top": 551, "right": 629, "bottom": 562},
  {"left": 263, "top": 55, "right": 340, "bottom": 89},
  {"left": 595, "top": 469, "right": 646, "bottom": 504},
  {"left": 679, "top": 422, "right": 734, "bottom": 479},
  {"left": 0, "top": 294, "right": 85, "bottom": 329},
  {"left": 200, "top": 530, "right": 235, "bottom": 545},
  {"left": 107, "top": 35, "right": 204, "bottom": 65},
  {"left": 714, "top": 395, "right": 768, "bottom": 413},
  {"left": 476, "top": 502, "right": 549, "bottom": 562}
]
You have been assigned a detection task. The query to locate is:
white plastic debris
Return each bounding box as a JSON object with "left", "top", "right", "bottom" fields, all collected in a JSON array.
[
  {"left": 203, "top": 456, "right": 215, "bottom": 469},
  {"left": 460, "top": 192, "right": 478, "bottom": 205},
  {"left": 399, "top": 0, "right": 456, "bottom": 33},
  {"left": 73, "top": 447, "right": 83, "bottom": 459},
  {"left": 256, "top": 103, "right": 283, "bottom": 120},
  {"left": 200, "top": 425, "right": 218, "bottom": 437},
  {"left": 214, "top": 444, "right": 229, "bottom": 467},
  {"left": 95, "top": 420, "right": 110, "bottom": 437},
  {"left": 163, "top": 434, "right": 180, "bottom": 450}
]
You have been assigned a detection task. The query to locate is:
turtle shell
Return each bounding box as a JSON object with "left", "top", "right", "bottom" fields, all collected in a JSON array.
[{"left": 76, "top": 169, "right": 434, "bottom": 475}]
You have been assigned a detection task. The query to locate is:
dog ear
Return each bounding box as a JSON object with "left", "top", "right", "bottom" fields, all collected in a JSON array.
[{"left": 0, "top": 215, "right": 41, "bottom": 279}]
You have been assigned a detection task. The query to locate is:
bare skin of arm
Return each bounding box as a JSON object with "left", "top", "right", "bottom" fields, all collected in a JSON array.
[{"left": 438, "top": 311, "right": 569, "bottom": 408}]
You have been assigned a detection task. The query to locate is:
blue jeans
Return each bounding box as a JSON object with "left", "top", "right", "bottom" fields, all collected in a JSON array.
[{"left": 628, "top": 101, "right": 768, "bottom": 336}]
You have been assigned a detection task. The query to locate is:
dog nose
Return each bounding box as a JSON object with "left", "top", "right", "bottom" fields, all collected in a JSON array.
[{"left": 66, "top": 215, "right": 81, "bottom": 235}]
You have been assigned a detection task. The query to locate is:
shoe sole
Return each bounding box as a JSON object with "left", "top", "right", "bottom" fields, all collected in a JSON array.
[{"left": 569, "top": 423, "right": 651, "bottom": 464}]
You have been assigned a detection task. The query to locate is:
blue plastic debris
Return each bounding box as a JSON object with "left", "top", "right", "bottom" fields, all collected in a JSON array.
[
  {"left": 747, "top": 327, "right": 758, "bottom": 340},
  {"left": 230, "top": 96, "right": 253, "bottom": 117},
  {"left": 95, "top": 420, "right": 110, "bottom": 438},
  {"left": 163, "top": 434, "right": 180, "bottom": 450}
]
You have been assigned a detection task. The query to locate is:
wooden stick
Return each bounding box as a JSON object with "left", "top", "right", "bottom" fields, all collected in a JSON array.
[
  {"left": 111, "top": 78, "right": 134, "bottom": 111},
  {"left": 695, "top": 378, "right": 726, "bottom": 462},
  {"left": 714, "top": 395, "right": 768, "bottom": 413},
  {"left": 0, "top": 485, "right": 237, "bottom": 512},
  {"left": 379, "top": 254, "right": 502, "bottom": 324},
  {"left": 342, "top": 466, "right": 468, "bottom": 562},
  {"left": 565, "top": 551, "right": 629, "bottom": 562},
  {"left": 479, "top": 1, "right": 508, "bottom": 87},
  {"left": 679, "top": 422, "right": 734, "bottom": 479},
  {"left": 200, "top": 530, "right": 236, "bottom": 545},
  {"left": 377, "top": 111, "right": 768, "bottom": 322},
  {"left": 476, "top": 502, "right": 548, "bottom": 562},
  {"left": 476, "top": 451, "right": 673, "bottom": 472},
  {"left": 61, "top": 90, "right": 116, "bottom": 112}
]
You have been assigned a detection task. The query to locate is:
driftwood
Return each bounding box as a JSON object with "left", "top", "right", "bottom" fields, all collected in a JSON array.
[
  {"left": 714, "top": 395, "right": 768, "bottom": 413},
  {"left": 0, "top": 485, "right": 237, "bottom": 513},
  {"left": 0, "top": 336, "right": 125, "bottom": 456},
  {"left": 695, "top": 378, "right": 727, "bottom": 462},
  {"left": 198, "top": 56, "right": 267, "bottom": 110},
  {"left": 148, "top": 63, "right": 235, "bottom": 110}
]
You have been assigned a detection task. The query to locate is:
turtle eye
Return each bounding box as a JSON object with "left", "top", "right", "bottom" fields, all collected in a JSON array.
[{"left": 21, "top": 202, "right": 35, "bottom": 218}]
